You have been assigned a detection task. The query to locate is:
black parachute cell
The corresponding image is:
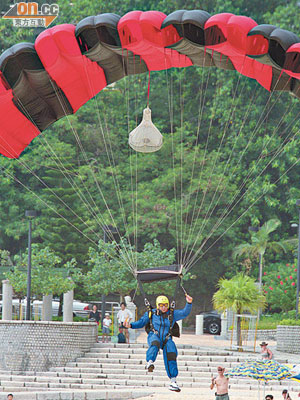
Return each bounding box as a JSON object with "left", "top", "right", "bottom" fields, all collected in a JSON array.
[
  {"left": 136, "top": 264, "right": 183, "bottom": 283},
  {"left": 162, "top": 10, "right": 210, "bottom": 44},
  {"left": 166, "top": 39, "right": 213, "bottom": 66},
  {"left": 163, "top": 10, "right": 234, "bottom": 71},
  {"left": 284, "top": 50, "right": 300, "bottom": 73},
  {"left": 76, "top": 13, "right": 122, "bottom": 49},
  {"left": 247, "top": 24, "right": 277, "bottom": 39},
  {"left": 291, "top": 79, "right": 300, "bottom": 99},
  {"left": 269, "top": 29, "right": 300, "bottom": 68},
  {"left": 248, "top": 25, "right": 300, "bottom": 70},
  {"left": 270, "top": 69, "right": 291, "bottom": 91},
  {"left": 268, "top": 69, "right": 300, "bottom": 99},
  {"left": 0, "top": 43, "right": 73, "bottom": 131},
  {"left": 75, "top": 13, "right": 148, "bottom": 85}
]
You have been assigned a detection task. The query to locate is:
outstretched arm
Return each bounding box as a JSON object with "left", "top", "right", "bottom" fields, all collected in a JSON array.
[{"left": 173, "top": 294, "right": 193, "bottom": 321}]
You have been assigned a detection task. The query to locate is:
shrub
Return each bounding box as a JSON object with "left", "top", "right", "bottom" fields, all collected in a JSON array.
[
  {"left": 278, "top": 319, "right": 300, "bottom": 326},
  {"left": 257, "top": 320, "right": 278, "bottom": 330},
  {"left": 263, "top": 262, "right": 297, "bottom": 312}
]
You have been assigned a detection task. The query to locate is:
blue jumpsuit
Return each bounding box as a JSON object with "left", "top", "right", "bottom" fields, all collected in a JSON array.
[{"left": 130, "top": 302, "right": 192, "bottom": 379}]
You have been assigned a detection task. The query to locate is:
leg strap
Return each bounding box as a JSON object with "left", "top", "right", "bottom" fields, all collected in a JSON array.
[
  {"left": 166, "top": 352, "right": 177, "bottom": 361},
  {"left": 151, "top": 340, "right": 160, "bottom": 350}
]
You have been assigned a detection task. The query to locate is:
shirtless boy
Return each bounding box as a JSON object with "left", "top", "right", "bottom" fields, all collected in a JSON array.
[{"left": 210, "top": 366, "right": 230, "bottom": 400}]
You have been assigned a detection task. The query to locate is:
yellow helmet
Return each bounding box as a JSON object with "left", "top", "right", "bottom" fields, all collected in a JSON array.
[{"left": 156, "top": 295, "right": 169, "bottom": 308}]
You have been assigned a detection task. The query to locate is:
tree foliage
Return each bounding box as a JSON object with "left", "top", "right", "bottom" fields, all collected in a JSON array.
[
  {"left": 5, "top": 245, "right": 78, "bottom": 298},
  {"left": 213, "top": 273, "right": 266, "bottom": 314},
  {"left": 213, "top": 273, "right": 266, "bottom": 344},
  {"left": 85, "top": 239, "right": 177, "bottom": 298},
  {"left": 232, "top": 219, "right": 295, "bottom": 279}
]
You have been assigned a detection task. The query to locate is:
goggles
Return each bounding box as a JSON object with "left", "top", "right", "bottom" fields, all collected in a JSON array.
[{"left": 158, "top": 303, "right": 169, "bottom": 308}]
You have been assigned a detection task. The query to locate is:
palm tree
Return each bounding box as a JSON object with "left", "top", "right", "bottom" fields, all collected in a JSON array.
[
  {"left": 213, "top": 273, "right": 266, "bottom": 347},
  {"left": 233, "top": 219, "right": 293, "bottom": 289}
]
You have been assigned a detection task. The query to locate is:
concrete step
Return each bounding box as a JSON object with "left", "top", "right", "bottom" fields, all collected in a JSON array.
[
  {"left": 81, "top": 353, "right": 260, "bottom": 362},
  {"left": 64, "top": 360, "right": 247, "bottom": 369},
  {"left": 0, "top": 342, "right": 296, "bottom": 396},
  {"left": 88, "top": 347, "right": 233, "bottom": 356},
  {"left": 51, "top": 363, "right": 243, "bottom": 374},
  {"left": 0, "top": 370, "right": 294, "bottom": 390}
]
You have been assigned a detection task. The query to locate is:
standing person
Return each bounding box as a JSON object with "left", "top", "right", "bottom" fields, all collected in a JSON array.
[
  {"left": 125, "top": 293, "right": 193, "bottom": 392},
  {"left": 7, "top": 395, "right": 13, "bottom": 400},
  {"left": 282, "top": 389, "right": 292, "bottom": 399},
  {"left": 117, "top": 302, "right": 133, "bottom": 344},
  {"left": 210, "top": 366, "right": 230, "bottom": 400},
  {"left": 102, "top": 312, "right": 112, "bottom": 343},
  {"left": 89, "top": 304, "right": 101, "bottom": 325},
  {"left": 260, "top": 341, "right": 273, "bottom": 360}
]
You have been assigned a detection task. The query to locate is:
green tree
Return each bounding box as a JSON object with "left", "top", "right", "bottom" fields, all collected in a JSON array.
[
  {"left": 213, "top": 273, "right": 266, "bottom": 346},
  {"left": 233, "top": 219, "right": 293, "bottom": 288},
  {"left": 6, "top": 245, "right": 78, "bottom": 299},
  {"left": 85, "top": 239, "right": 177, "bottom": 299},
  {"left": 0, "top": 249, "right": 14, "bottom": 281}
]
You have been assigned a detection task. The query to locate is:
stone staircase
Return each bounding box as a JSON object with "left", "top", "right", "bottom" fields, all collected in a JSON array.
[{"left": 0, "top": 343, "right": 299, "bottom": 398}]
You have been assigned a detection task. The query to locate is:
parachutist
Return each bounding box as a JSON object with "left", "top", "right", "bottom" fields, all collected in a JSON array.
[{"left": 125, "top": 293, "right": 193, "bottom": 392}]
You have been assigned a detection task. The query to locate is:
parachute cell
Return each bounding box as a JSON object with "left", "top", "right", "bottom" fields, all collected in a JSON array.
[
  {"left": 35, "top": 24, "right": 107, "bottom": 113},
  {"left": 75, "top": 14, "right": 148, "bottom": 84}
]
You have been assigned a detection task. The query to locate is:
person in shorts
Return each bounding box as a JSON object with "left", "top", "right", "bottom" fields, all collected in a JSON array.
[
  {"left": 102, "top": 312, "right": 112, "bottom": 343},
  {"left": 117, "top": 302, "right": 132, "bottom": 343},
  {"left": 210, "top": 366, "right": 230, "bottom": 400}
]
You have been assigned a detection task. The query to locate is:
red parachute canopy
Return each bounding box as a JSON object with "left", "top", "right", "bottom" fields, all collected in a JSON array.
[{"left": 0, "top": 9, "right": 299, "bottom": 158}]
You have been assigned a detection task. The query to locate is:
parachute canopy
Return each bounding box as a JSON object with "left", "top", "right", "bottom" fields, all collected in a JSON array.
[{"left": 0, "top": 9, "right": 299, "bottom": 158}]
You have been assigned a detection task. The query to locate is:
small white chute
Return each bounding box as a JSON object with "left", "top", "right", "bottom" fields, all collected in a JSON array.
[{"left": 129, "top": 107, "right": 163, "bottom": 153}]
